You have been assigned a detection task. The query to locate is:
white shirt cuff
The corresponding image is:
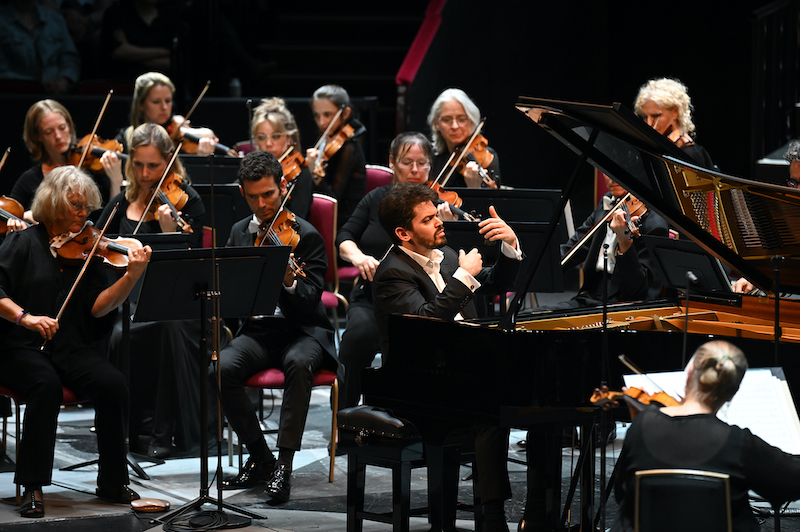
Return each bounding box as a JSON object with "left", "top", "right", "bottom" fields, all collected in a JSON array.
[
  {"left": 283, "top": 280, "right": 298, "bottom": 293},
  {"left": 453, "top": 268, "right": 481, "bottom": 292},
  {"left": 501, "top": 240, "right": 523, "bottom": 260}
]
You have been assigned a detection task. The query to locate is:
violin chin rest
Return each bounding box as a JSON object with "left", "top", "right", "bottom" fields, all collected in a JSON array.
[{"left": 130, "top": 498, "right": 170, "bottom": 512}]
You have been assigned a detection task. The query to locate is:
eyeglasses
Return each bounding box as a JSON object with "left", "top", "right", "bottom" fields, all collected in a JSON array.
[
  {"left": 438, "top": 115, "right": 469, "bottom": 126},
  {"left": 68, "top": 200, "right": 90, "bottom": 213},
  {"left": 256, "top": 133, "right": 286, "bottom": 142},
  {"left": 397, "top": 159, "right": 430, "bottom": 169}
]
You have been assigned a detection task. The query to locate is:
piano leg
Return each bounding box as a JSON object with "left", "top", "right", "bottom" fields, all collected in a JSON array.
[{"left": 424, "top": 442, "right": 462, "bottom": 532}]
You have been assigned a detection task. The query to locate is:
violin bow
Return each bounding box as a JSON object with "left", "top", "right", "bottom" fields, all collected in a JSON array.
[
  {"left": 41, "top": 203, "right": 119, "bottom": 350},
  {"left": 618, "top": 354, "right": 684, "bottom": 401},
  {"left": 77, "top": 90, "right": 113, "bottom": 169},
  {"left": 438, "top": 118, "right": 486, "bottom": 188},
  {"left": 560, "top": 193, "right": 633, "bottom": 267},
  {"left": 132, "top": 141, "right": 184, "bottom": 235},
  {"left": 257, "top": 177, "right": 298, "bottom": 247},
  {"left": 277, "top": 146, "right": 294, "bottom": 163},
  {"left": 182, "top": 81, "right": 210, "bottom": 124},
  {"left": 0, "top": 147, "right": 9, "bottom": 173},
  {"left": 313, "top": 107, "right": 344, "bottom": 151}
]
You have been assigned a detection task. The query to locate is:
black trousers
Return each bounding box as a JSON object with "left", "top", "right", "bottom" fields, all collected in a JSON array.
[
  {"left": 0, "top": 347, "right": 130, "bottom": 488},
  {"left": 475, "top": 426, "right": 512, "bottom": 504},
  {"left": 215, "top": 327, "right": 324, "bottom": 452},
  {"left": 336, "top": 303, "right": 380, "bottom": 410}
]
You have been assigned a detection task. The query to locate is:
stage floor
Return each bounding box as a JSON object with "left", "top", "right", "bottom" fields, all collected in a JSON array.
[{"left": 1, "top": 366, "right": 795, "bottom": 531}]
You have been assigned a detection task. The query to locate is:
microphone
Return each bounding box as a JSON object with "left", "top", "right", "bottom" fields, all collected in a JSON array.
[
  {"left": 434, "top": 198, "right": 476, "bottom": 221},
  {"left": 686, "top": 271, "right": 698, "bottom": 284}
]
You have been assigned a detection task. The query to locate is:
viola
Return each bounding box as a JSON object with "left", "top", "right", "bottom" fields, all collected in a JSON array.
[
  {"left": 57, "top": 223, "right": 144, "bottom": 270},
  {"left": 312, "top": 123, "right": 355, "bottom": 178},
  {"left": 147, "top": 172, "right": 193, "bottom": 234},
  {"left": 69, "top": 134, "right": 128, "bottom": 173},
  {"left": 256, "top": 209, "right": 306, "bottom": 278},
  {"left": 0, "top": 195, "right": 31, "bottom": 233}
]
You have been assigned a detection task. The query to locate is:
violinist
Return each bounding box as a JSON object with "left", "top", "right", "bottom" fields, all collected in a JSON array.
[
  {"left": 0, "top": 166, "right": 151, "bottom": 517},
  {"left": 305, "top": 84, "right": 367, "bottom": 227},
  {"left": 428, "top": 88, "right": 499, "bottom": 189},
  {"left": 8, "top": 100, "right": 122, "bottom": 230},
  {"left": 217, "top": 151, "right": 337, "bottom": 503},
  {"left": 613, "top": 340, "right": 800, "bottom": 532},
  {"left": 634, "top": 78, "right": 715, "bottom": 168},
  {"left": 556, "top": 175, "right": 669, "bottom": 309},
  {"left": 99, "top": 123, "right": 205, "bottom": 248},
  {"left": 96, "top": 122, "right": 206, "bottom": 458},
  {"left": 114, "top": 72, "right": 218, "bottom": 158},
  {"left": 335, "top": 132, "right": 456, "bottom": 410},
  {"left": 251, "top": 97, "right": 313, "bottom": 219}
]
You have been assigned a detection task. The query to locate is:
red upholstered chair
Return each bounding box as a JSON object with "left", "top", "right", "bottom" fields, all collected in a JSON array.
[
  {"left": 307, "top": 193, "right": 348, "bottom": 340},
  {"left": 364, "top": 164, "right": 393, "bottom": 194},
  {"left": 232, "top": 141, "right": 256, "bottom": 155},
  {"left": 238, "top": 368, "right": 338, "bottom": 482},
  {"left": 0, "top": 385, "right": 84, "bottom": 504}
]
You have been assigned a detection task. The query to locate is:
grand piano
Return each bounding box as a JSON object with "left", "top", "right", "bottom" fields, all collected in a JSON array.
[{"left": 362, "top": 98, "right": 800, "bottom": 531}]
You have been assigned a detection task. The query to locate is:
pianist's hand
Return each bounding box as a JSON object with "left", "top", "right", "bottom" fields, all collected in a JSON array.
[
  {"left": 458, "top": 248, "right": 483, "bottom": 277},
  {"left": 732, "top": 278, "right": 754, "bottom": 294},
  {"left": 478, "top": 206, "right": 518, "bottom": 249}
]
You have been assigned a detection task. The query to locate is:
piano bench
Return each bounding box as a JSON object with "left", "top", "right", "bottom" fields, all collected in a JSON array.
[
  {"left": 339, "top": 405, "right": 425, "bottom": 532},
  {"left": 338, "top": 406, "right": 481, "bottom": 532}
]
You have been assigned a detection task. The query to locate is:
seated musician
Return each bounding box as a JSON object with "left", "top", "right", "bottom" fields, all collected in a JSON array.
[
  {"left": 613, "top": 340, "right": 800, "bottom": 532},
  {"left": 7, "top": 100, "right": 122, "bottom": 231},
  {"left": 110, "top": 72, "right": 220, "bottom": 164},
  {"left": 557, "top": 175, "right": 669, "bottom": 308},
  {"left": 251, "top": 97, "right": 313, "bottom": 219},
  {"left": 428, "top": 88, "right": 499, "bottom": 189},
  {"left": 372, "top": 182, "right": 522, "bottom": 532},
  {"left": 305, "top": 84, "right": 367, "bottom": 227},
  {"left": 216, "top": 151, "right": 337, "bottom": 503},
  {"left": 97, "top": 122, "right": 206, "bottom": 458},
  {"left": 0, "top": 166, "right": 151, "bottom": 517},
  {"left": 634, "top": 77, "right": 715, "bottom": 168}
]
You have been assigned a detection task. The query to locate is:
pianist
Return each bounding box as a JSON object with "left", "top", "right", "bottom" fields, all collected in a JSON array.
[
  {"left": 612, "top": 340, "right": 800, "bottom": 532},
  {"left": 372, "top": 182, "right": 522, "bottom": 532}
]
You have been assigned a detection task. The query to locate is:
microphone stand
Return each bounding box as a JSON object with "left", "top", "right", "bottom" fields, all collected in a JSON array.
[
  {"left": 681, "top": 271, "right": 697, "bottom": 367},
  {"left": 597, "top": 243, "right": 611, "bottom": 532}
]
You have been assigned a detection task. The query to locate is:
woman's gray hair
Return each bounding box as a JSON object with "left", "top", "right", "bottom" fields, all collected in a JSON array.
[{"left": 427, "top": 88, "right": 480, "bottom": 155}]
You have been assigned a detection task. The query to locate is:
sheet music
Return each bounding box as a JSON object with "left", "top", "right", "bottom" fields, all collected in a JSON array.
[{"left": 624, "top": 368, "right": 800, "bottom": 455}]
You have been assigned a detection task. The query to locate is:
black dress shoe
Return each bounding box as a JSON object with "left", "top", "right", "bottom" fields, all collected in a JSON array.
[
  {"left": 265, "top": 463, "right": 291, "bottom": 503},
  {"left": 20, "top": 489, "right": 44, "bottom": 518},
  {"left": 96, "top": 485, "right": 140, "bottom": 503},
  {"left": 221, "top": 455, "right": 276, "bottom": 490}
]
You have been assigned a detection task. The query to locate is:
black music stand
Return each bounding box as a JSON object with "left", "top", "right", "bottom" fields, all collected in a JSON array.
[{"left": 136, "top": 246, "right": 290, "bottom": 525}]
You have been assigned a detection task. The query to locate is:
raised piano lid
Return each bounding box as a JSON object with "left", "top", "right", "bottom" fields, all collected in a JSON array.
[{"left": 515, "top": 97, "right": 800, "bottom": 294}]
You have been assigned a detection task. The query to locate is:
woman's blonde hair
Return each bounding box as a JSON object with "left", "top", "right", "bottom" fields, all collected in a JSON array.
[
  {"left": 252, "top": 97, "right": 301, "bottom": 148},
  {"left": 427, "top": 88, "right": 480, "bottom": 155},
  {"left": 125, "top": 123, "right": 188, "bottom": 202},
  {"left": 634, "top": 78, "right": 696, "bottom": 136},
  {"left": 130, "top": 72, "right": 175, "bottom": 128},
  {"left": 686, "top": 340, "right": 748, "bottom": 411},
  {"left": 31, "top": 166, "right": 101, "bottom": 227},
  {"left": 22, "top": 100, "right": 77, "bottom": 163}
]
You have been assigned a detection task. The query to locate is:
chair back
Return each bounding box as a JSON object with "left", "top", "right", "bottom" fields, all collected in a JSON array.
[
  {"left": 365, "top": 164, "right": 393, "bottom": 194},
  {"left": 232, "top": 140, "right": 256, "bottom": 155},
  {"left": 635, "top": 469, "right": 732, "bottom": 532},
  {"left": 308, "top": 193, "right": 339, "bottom": 286}
]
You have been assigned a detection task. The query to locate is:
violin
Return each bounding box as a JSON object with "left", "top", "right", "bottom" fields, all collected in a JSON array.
[
  {"left": 590, "top": 385, "right": 681, "bottom": 419},
  {"left": 280, "top": 150, "right": 307, "bottom": 182},
  {"left": 256, "top": 208, "right": 306, "bottom": 278},
  {"left": 167, "top": 117, "right": 240, "bottom": 157},
  {"left": 619, "top": 195, "right": 648, "bottom": 239},
  {"left": 0, "top": 195, "right": 31, "bottom": 233},
  {"left": 57, "top": 223, "right": 144, "bottom": 270},
  {"left": 450, "top": 133, "right": 496, "bottom": 188},
  {"left": 147, "top": 172, "right": 193, "bottom": 233},
  {"left": 312, "top": 123, "right": 355, "bottom": 178},
  {"left": 68, "top": 134, "right": 128, "bottom": 173}
]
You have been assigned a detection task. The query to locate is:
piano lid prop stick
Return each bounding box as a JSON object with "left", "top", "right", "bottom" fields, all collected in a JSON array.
[{"left": 773, "top": 255, "right": 783, "bottom": 366}]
